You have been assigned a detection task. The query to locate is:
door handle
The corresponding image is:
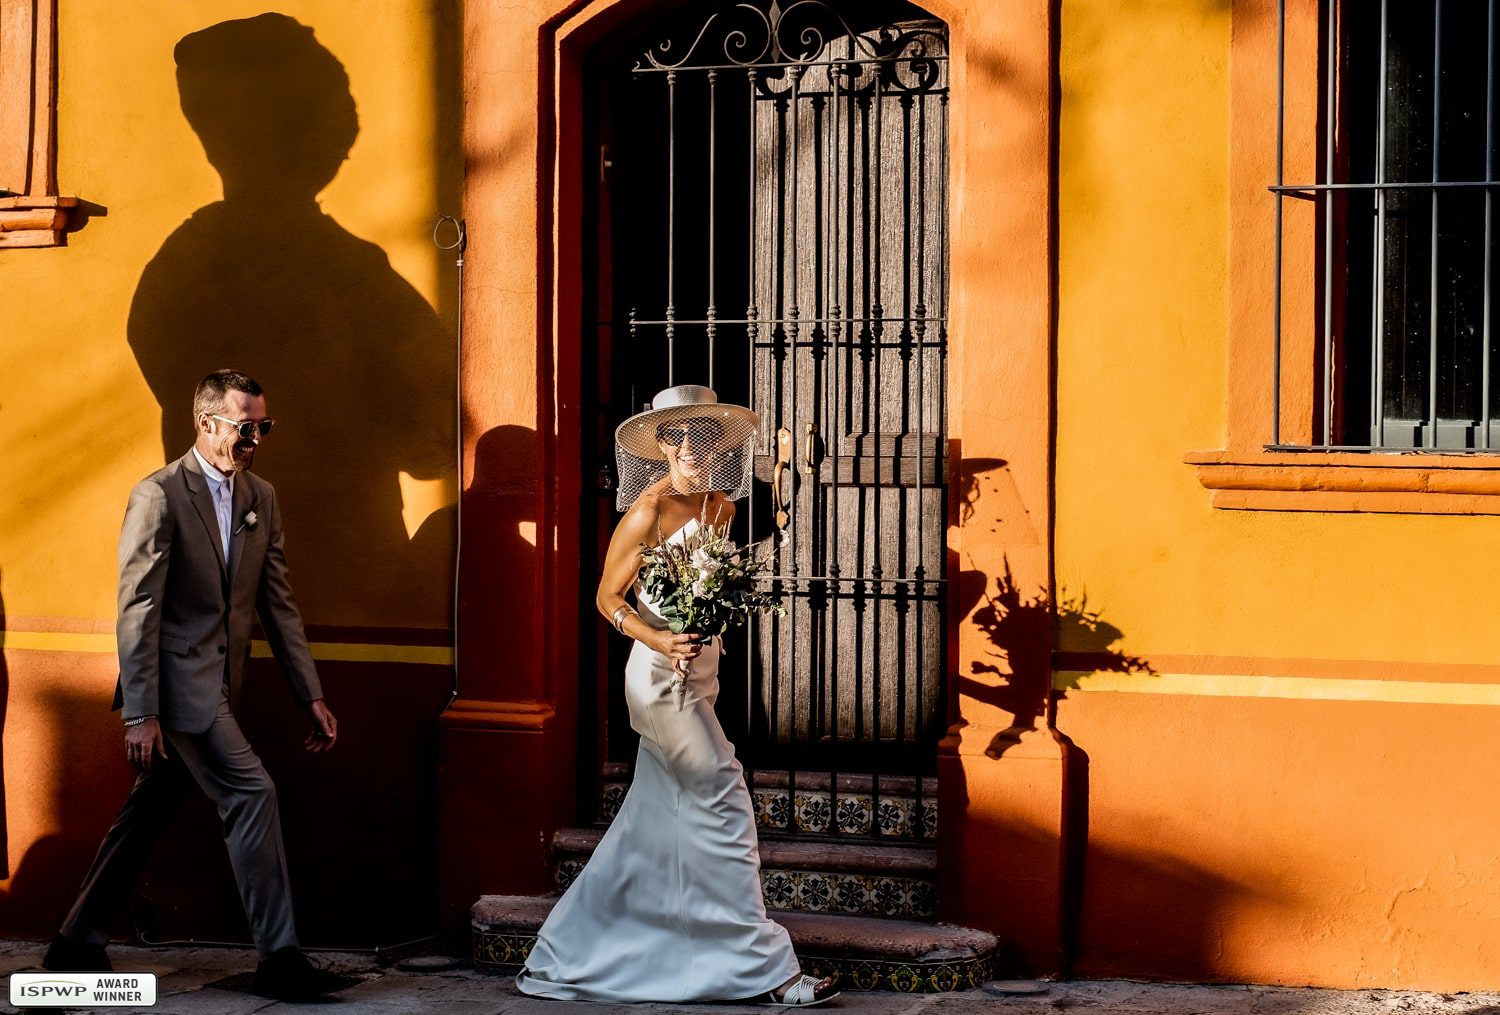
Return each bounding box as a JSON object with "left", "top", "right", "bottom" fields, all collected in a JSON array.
[
  {"left": 802, "top": 423, "right": 817, "bottom": 475},
  {"left": 773, "top": 426, "right": 792, "bottom": 532}
]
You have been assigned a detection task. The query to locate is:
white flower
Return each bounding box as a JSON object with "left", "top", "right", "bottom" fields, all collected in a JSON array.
[
  {"left": 691, "top": 548, "right": 724, "bottom": 586},
  {"left": 691, "top": 578, "right": 709, "bottom": 598}
]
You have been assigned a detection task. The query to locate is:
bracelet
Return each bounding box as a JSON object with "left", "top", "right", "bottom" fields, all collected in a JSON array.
[
  {"left": 123, "top": 714, "right": 157, "bottom": 728},
  {"left": 611, "top": 605, "right": 637, "bottom": 633}
]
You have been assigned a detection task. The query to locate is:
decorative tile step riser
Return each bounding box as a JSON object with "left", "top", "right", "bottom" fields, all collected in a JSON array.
[
  {"left": 600, "top": 784, "right": 937, "bottom": 840},
  {"left": 757, "top": 789, "right": 937, "bottom": 840},
  {"left": 799, "top": 954, "right": 996, "bottom": 994},
  {"left": 555, "top": 861, "right": 936, "bottom": 919},
  {"left": 600, "top": 763, "right": 939, "bottom": 841},
  {"left": 475, "top": 931, "right": 532, "bottom": 969},
  {"left": 473, "top": 930, "right": 994, "bottom": 994},
  {"left": 601, "top": 762, "right": 938, "bottom": 795},
  {"left": 764, "top": 870, "right": 937, "bottom": 920}
]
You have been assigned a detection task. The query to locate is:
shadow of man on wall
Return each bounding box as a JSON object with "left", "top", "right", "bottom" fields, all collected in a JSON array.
[
  {"left": 114, "top": 12, "right": 457, "bottom": 947},
  {"left": 127, "top": 12, "right": 453, "bottom": 628}
]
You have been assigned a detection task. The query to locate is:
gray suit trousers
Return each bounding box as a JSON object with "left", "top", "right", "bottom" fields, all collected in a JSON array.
[{"left": 60, "top": 690, "right": 298, "bottom": 958}]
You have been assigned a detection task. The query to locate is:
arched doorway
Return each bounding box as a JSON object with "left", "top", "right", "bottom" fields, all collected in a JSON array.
[{"left": 578, "top": 0, "right": 951, "bottom": 844}]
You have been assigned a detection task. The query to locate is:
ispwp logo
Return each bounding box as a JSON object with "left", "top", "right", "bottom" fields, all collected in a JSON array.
[{"left": 10, "top": 972, "right": 157, "bottom": 1007}]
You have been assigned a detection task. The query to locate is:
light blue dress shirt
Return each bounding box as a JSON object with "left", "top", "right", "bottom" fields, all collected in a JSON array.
[{"left": 191, "top": 446, "right": 235, "bottom": 562}]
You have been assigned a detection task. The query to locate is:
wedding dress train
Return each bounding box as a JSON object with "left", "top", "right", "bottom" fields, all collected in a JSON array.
[{"left": 516, "top": 519, "right": 800, "bottom": 1002}]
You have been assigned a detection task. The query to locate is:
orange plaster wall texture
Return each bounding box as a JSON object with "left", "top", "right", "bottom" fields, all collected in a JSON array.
[
  {"left": 926, "top": 0, "right": 1062, "bottom": 976},
  {"left": 5, "top": 0, "right": 1497, "bottom": 991}
]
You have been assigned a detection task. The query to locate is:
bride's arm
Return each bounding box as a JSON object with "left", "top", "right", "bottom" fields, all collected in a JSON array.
[
  {"left": 596, "top": 503, "right": 654, "bottom": 622},
  {"left": 596, "top": 504, "right": 702, "bottom": 666}
]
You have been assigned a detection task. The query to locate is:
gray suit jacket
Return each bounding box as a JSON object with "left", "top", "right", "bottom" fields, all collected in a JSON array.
[{"left": 112, "top": 449, "right": 322, "bottom": 733}]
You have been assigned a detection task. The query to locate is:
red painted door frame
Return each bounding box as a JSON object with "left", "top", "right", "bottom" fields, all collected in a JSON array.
[{"left": 445, "top": 0, "right": 1067, "bottom": 975}]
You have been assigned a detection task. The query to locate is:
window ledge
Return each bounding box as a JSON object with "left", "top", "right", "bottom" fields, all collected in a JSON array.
[
  {"left": 0, "top": 195, "right": 77, "bottom": 248},
  {"left": 1184, "top": 449, "right": 1500, "bottom": 515}
]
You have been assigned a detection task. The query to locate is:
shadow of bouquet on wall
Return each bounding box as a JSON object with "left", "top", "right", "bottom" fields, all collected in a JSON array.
[
  {"left": 946, "top": 457, "right": 1254, "bottom": 979},
  {"left": 952, "top": 457, "right": 1156, "bottom": 757},
  {"left": 1053, "top": 588, "right": 1153, "bottom": 675}
]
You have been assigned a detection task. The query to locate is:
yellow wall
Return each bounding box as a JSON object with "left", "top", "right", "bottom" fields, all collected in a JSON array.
[
  {"left": 2, "top": 0, "right": 459, "bottom": 942},
  {"left": 1056, "top": 1, "right": 1500, "bottom": 664},
  {"left": 2, "top": 0, "right": 458, "bottom": 626},
  {"left": 1054, "top": 0, "right": 1500, "bottom": 989}
]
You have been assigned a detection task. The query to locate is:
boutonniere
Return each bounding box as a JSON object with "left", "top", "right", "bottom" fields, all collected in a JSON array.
[{"left": 234, "top": 509, "right": 259, "bottom": 536}]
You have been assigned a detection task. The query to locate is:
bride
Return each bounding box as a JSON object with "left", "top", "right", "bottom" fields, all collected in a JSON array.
[{"left": 516, "top": 385, "right": 840, "bottom": 1007}]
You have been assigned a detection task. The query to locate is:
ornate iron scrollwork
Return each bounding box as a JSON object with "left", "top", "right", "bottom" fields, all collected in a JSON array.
[{"left": 635, "top": 0, "right": 948, "bottom": 96}]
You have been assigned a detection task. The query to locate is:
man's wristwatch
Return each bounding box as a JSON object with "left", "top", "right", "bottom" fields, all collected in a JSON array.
[{"left": 123, "top": 714, "right": 157, "bottom": 728}]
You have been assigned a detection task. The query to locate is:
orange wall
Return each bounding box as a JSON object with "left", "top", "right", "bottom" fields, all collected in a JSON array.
[
  {"left": 453, "top": 0, "right": 1500, "bottom": 987},
  {"left": 6, "top": 0, "right": 1497, "bottom": 991},
  {"left": 1, "top": 0, "right": 462, "bottom": 945}
]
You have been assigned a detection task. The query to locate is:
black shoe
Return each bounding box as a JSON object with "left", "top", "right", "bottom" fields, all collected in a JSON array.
[
  {"left": 42, "top": 933, "right": 112, "bottom": 972},
  {"left": 251, "top": 948, "right": 344, "bottom": 1000}
]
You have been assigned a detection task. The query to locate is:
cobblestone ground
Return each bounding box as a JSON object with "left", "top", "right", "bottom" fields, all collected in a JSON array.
[{"left": 2, "top": 941, "right": 1497, "bottom": 1015}]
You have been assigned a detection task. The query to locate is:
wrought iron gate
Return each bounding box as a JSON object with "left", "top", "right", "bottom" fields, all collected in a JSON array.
[{"left": 592, "top": 0, "right": 948, "bottom": 839}]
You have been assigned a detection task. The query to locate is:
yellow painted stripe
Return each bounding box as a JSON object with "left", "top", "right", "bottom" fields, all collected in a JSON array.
[
  {"left": 250, "top": 641, "right": 453, "bottom": 665},
  {"left": 1053, "top": 670, "right": 1500, "bottom": 707},
  {"left": 0, "top": 631, "right": 116, "bottom": 653},
  {"left": 4, "top": 635, "right": 1480, "bottom": 698},
  {"left": 1, "top": 631, "right": 452, "bottom": 666}
]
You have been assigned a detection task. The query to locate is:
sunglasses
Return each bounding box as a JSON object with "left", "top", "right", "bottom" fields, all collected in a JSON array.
[
  {"left": 209, "top": 414, "right": 276, "bottom": 439},
  {"left": 656, "top": 417, "right": 726, "bottom": 446}
]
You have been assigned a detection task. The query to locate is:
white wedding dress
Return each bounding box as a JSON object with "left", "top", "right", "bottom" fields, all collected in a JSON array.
[{"left": 516, "top": 519, "right": 801, "bottom": 1002}]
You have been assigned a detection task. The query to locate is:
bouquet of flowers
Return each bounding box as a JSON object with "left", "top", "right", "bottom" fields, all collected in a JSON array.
[{"left": 638, "top": 512, "right": 783, "bottom": 709}]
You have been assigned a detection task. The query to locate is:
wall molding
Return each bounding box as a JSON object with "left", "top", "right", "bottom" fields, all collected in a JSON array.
[
  {"left": 0, "top": 0, "right": 76, "bottom": 247},
  {"left": 1185, "top": 449, "right": 1500, "bottom": 514}
]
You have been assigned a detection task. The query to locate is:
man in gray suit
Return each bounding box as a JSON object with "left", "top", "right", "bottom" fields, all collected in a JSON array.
[{"left": 44, "top": 369, "right": 342, "bottom": 1000}]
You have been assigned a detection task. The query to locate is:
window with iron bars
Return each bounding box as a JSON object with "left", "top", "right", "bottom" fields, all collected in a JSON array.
[{"left": 1274, "top": 0, "right": 1499, "bottom": 451}]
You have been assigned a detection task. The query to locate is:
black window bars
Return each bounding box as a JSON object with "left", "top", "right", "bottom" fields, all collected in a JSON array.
[{"left": 1272, "top": 0, "right": 1500, "bottom": 452}]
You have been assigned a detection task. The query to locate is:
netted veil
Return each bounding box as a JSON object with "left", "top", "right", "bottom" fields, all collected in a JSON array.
[{"left": 614, "top": 385, "right": 758, "bottom": 511}]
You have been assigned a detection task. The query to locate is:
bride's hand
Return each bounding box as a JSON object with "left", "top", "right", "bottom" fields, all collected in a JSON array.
[{"left": 652, "top": 631, "right": 704, "bottom": 665}]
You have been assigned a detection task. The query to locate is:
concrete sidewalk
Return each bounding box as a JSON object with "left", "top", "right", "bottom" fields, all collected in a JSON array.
[{"left": 2, "top": 941, "right": 1496, "bottom": 1015}]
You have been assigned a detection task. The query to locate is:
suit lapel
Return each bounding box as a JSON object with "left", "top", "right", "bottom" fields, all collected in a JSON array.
[
  {"left": 229, "top": 473, "right": 255, "bottom": 581},
  {"left": 180, "top": 450, "right": 229, "bottom": 579}
]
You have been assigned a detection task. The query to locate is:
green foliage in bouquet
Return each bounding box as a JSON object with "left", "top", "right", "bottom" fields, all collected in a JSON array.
[{"left": 637, "top": 517, "right": 783, "bottom": 637}]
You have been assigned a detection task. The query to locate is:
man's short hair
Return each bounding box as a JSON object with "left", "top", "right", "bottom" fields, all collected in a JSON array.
[{"left": 193, "top": 369, "right": 263, "bottom": 421}]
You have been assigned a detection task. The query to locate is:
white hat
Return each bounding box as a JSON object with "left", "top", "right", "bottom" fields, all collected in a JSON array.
[
  {"left": 612, "top": 385, "right": 759, "bottom": 510},
  {"left": 614, "top": 384, "right": 760, "bottom": 462}
]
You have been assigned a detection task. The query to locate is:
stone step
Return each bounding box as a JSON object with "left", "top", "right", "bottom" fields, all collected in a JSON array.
[
  {"left": 472, "top": 894, "right": 1000, "bottom": 993},
  {"left": 599, "top": 763, "right": 939, "bottom": 841},
  {"left": 551, "top": 827, "right": 937, "bottom": 919}
]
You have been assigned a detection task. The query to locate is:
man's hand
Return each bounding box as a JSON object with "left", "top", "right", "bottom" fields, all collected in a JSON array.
[
  {"left": 125, "top": 719, "right": 168, "bottom": 772},
  {"left": 305, "top": 699, "right": 338, "bottom": 752}
]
